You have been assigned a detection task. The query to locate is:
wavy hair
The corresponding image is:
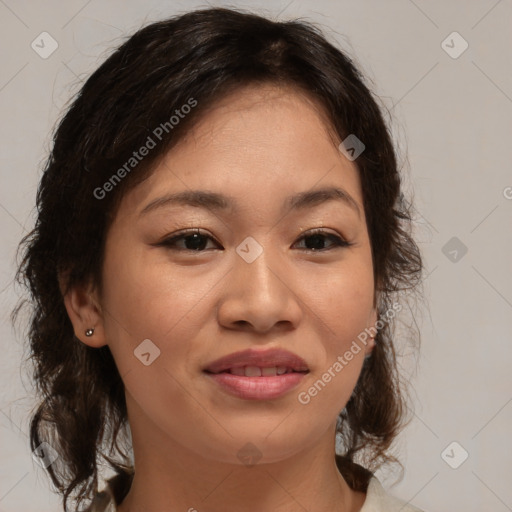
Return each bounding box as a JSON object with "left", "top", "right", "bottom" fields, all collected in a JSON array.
[{"left": 12, "top": 6, "right": 423, "bottom": 511}]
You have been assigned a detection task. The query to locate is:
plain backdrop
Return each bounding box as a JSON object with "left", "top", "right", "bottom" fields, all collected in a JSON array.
[{"left": 1, "top": 1, "right": 511, "bottom": 511}]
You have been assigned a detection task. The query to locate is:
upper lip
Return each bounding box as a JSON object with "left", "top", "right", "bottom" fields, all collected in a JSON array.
[{"left": 203, "top": 348, "right": 310, "bottom": 374}]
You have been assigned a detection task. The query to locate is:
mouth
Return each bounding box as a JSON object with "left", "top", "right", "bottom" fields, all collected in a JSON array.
[
  {"left": 203, "top": 347, "right": 310, "bottom": 375},
  {"left": 202, "top": 348, "right": 310, "bottom": 400},
  {"left": 204, "top": 365, "right": 309, "bottom": 377}
]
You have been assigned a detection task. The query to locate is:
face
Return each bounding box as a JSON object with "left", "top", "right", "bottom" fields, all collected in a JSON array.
[{"left": 66, "top": 83, "right": 377, "bottom": 465}]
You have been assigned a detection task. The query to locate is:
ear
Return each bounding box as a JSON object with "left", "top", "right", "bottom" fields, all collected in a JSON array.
[
  {"left": 364, "top": 306, "right": 378, "bottom": 357},
  {"left": 58, "top": 270, "right": 107, "bottom": 348}
]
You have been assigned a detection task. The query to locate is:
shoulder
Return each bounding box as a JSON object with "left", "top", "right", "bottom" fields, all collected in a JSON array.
[
  {"left": 84, "top": 470, "right": 133, "bottom": 511},
  {"left": 360, "top": 475, "right": 426, "bottom": 512},
  {"left": 83, "top": 489, "right": 116, "bottom": 512},
  {"left": 83, "top": 470, "right": 133, "bottom": 512}
]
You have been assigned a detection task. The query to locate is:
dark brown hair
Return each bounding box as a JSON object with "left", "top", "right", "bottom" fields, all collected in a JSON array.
[{"left": 12, "top": 6, "right": 423, "bottom": 511}]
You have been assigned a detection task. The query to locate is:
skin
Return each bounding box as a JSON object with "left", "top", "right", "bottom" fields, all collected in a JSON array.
[{"left": 62, "top": 83, "right": 378, "bottom": 512}]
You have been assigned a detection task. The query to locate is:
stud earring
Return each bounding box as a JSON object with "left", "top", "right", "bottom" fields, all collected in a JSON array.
[{"left": 85, "top": 328, "right": 95, "bottom": 337}]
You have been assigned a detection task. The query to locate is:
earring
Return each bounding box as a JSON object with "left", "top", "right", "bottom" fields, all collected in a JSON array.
[{"left": 85, "top": 328, "right": 95, "bottom": 337}]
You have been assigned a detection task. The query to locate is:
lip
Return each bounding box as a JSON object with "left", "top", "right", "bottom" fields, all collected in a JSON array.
[
  {"left": 203, "top": 348, "right": 309, "bottom": 374},
  {"left": 205, "top": 372, "right": 307, "bottom": 400},
  {"left": 203, "top": 348, "right": 310, "bottom": 401}
]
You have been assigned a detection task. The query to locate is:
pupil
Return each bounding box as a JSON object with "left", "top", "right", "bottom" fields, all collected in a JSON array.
[
  {"left": 306, "top": 234, "right": 325, "bottom": 250},
  {"left": 186, "top": 233, "right": 207, "bottom": 251}
]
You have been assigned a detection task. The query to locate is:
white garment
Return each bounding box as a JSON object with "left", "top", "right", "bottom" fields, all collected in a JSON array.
[
  {"left": 87, "top": 474, "right": 425, "bottom": 511},
  {"left": 360, "top": 476, "right": 424, "bottom": 511}
]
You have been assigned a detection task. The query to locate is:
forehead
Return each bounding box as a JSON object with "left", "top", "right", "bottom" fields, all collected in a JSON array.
[
  {"left": 180, "top": 82, "right": 340, "bottom": 150},
  {"left": 114, "top": 83, "right": 363, "bottom": 222}
]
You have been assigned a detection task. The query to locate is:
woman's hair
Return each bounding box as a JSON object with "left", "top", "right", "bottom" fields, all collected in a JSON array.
[{"left": 12, "top": 6, "right": 423, "bottom": 512}]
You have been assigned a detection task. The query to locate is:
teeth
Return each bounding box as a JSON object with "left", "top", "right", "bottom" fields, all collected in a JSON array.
[
  {"left": 226, "top": 366, "right": 293, "bottom": 376},
  {"left": 245, "top": 366, "right": 262, "bottom": 377}
]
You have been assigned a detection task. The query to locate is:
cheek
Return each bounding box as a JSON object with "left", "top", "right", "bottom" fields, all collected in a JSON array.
[
  {"left": 311, "top": 262, "right": 374, "bottom": 346},
  {"left": 293, "top": 265, "right": 373, "bottom": 414},
  {"left": 297, "top": 334, "right": 366, "bottom": 420},
  {"left": 105, "top": 228, "right": 204, "bottom": 315},
  {"left": 101, "top": 244, "right": 220, "bottom": 374},
  {"left": 101, "top": 252, "right": 218, "bottom": 432}
]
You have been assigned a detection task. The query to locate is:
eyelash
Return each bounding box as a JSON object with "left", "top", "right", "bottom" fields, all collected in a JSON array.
[{"left": 157, "top": 228, "right": 353, "bottom": 253}]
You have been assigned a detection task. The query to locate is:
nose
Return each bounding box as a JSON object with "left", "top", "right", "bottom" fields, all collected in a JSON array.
[{"left": 216, "top": 243, "right": 302, "bottom": 334}]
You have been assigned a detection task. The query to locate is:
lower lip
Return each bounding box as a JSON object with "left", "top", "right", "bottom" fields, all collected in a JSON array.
[{"left": 204, "top": 371, "right": 308, "bottom": 400}]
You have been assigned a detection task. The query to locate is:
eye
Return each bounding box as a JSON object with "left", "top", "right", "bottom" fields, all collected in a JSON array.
[
  {"left": 293, "top": 229, "right": 352, "bottom": 252},
  {"left": 157, "top": 229, "right": 220, "bottom": 252},
  {"left": 157, "top": 228, "right": 352, "bottom": 253}
]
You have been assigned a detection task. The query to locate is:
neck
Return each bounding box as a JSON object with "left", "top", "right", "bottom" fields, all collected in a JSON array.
[{"left": 116, "top": 413, "right": 367, "bottom": 512}]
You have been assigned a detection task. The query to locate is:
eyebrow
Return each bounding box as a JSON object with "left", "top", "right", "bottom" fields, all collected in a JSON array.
[{"left": 139, "top": 186, "right": 361, "bottom": 219}]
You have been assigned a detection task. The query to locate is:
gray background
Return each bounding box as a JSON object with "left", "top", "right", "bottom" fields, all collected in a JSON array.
[{"left": 1, "top": 1, "right": 511, "bottom": 511}]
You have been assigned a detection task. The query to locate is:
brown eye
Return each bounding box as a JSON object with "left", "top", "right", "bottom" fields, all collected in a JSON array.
[
  {"left": 157, "top": 228, "right": 352, "bottom": 253},
  {"left": 159, "top": 229, "right": 220, "bottom": 252},
  {"left": 293, "top": 229, "right": 352, "bottom": 252}
]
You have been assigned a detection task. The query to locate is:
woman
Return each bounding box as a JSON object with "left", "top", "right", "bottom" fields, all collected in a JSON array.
[{"left": 13, "top": 6, "right": 424, "bottom": 512}]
